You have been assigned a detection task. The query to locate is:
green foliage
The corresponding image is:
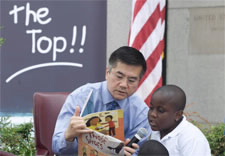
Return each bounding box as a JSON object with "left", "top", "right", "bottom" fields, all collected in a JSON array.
[
  {"left": 202, "top": 123, "right": 225, "bottom": 156},
  {"left": 0, "top": 116, "right": 224, "bottom": 156},
  {"left": 185, "top": 104, "right": 225, "bottom": 155},
  {"left": 0, "top": 37, "right": 5, "bottom": 47},
  {"left": 0, "top": 26, "right": 5, "bottom": 47},
  {"left": 187, "top": 115, "right": 225, "bottom": 156},
  {"left": 0, "top": 117, "right": 36, "bottom": 156}
]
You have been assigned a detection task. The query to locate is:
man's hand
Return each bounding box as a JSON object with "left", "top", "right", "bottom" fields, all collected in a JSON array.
[
  {"left": 124, "top": 138, "right": 139, "bottom": 156},
  {"left": 65, "top": 106, "right": 93, "bottom": 142}
]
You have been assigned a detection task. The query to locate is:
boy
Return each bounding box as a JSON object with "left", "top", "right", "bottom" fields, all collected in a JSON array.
[{"left": 148, "top": 85, "right": 211, "bottom": 156}]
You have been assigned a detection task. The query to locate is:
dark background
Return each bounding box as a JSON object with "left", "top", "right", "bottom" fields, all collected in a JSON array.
[{"left": 0, "top": 0, "right": 107, "bottom": 114}]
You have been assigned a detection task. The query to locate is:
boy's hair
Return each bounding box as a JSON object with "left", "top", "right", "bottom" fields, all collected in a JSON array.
[
  {"left": 109, "top": 46, "right": 147, "bottom": 78},
  {"left": 154, "top": 85, "right": 186, "bottom": 111},
  {"left": 139, "top": 140, "right": 169, "bottom": 156}
]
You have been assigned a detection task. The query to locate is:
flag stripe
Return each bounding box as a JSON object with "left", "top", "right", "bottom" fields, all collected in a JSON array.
[
  {"left": 139, "top": 39, "right": 165, "bottom": 86},
  {"left": 129, "top": 0, "right": 166, "bottom": 103},
  {"left": 161, "top": 4, "right": 166, "bottom": 20},
  {"left": 135, "top": 55, "right": 162, "bottom": 100},
  {"left": 144, "top": 77, "right": 163, "bottom": 105},
  {"left": 133, "top": 0, "right": 146, "bottom": 20},
  {"left": 131, "top": 4, "right": 160, "bottom": 50},
  {"left": 129, "top": 0, "right": 159, "bottom": 46},
  {"left": 140, "top": 18, "right": 164, "bottom": 60}
]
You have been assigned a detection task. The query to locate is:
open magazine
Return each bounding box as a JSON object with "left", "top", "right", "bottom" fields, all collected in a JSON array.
[{"left": 78, "top": 89, "right": 125, "bottom": 156}]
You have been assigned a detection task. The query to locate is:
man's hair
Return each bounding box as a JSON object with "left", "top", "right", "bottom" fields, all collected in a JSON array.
[
  {"left": 154, "top": 85, "right": 186, "bottom": 111},
  {"left": 109, "top": 46, "right": 147, "bottom": 78}
]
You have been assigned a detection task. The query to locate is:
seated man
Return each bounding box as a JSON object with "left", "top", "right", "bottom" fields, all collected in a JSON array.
[
  {"left": 148, "top": 85, "right": 211, "bottom": 156},
  {"left": 52, "top": 46, "right": 151, "bottom": 156}
]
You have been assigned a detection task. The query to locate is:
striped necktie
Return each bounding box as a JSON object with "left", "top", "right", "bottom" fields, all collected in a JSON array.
[{"left": 106, "top": 101, "right": 119, "bottom": 111}]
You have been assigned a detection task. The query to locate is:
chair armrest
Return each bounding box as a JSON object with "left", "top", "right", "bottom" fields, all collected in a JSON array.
[{"left": 36, "top": 148, "right": 49, "bottom": 156}]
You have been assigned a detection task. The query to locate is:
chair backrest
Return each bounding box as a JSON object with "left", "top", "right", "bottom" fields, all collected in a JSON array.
[
  {"left": 33, "top": 92, "right": 69, "bottom": 155},
  {"left": 0, "top": 151, "right": 16, "bottom": 156}
]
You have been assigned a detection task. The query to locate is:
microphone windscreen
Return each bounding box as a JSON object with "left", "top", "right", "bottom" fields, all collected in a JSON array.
[
  {"left": 138, "top": 140, "right": 169, "bottom": 156},
  {"left": 136, "top": 128, "right": 148, "bottom": 139},
  {"left": 126, "top": 128, "right": 148, "bottom": 148}
]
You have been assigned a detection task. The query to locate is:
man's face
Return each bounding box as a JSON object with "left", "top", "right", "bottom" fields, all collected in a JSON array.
[
  {"left": 148, "top": 91, "right": 179, "bottom": 133},
  {"left": 105, "top": 61, "right": 142, "bottom": 100}
]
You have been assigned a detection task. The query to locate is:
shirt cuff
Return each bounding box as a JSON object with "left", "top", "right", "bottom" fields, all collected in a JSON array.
[{"left": 61, "top": 135, "right": 77, "bottom": 149}]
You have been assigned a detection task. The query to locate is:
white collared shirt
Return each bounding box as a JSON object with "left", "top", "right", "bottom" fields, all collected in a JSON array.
[{"left": 151, "top": 116, "right": 211, "bottom": 156}]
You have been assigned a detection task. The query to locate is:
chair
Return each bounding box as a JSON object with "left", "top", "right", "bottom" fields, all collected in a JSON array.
[
  {"left": 0, "top": 151, "right": 16, "bottom": 156},
  {"left": 33, "top": 92, "right": 69, "bottom": 155}
]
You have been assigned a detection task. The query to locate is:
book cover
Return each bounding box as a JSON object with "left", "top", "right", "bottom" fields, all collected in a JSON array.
[
  {"left": 80, "top": 89, "right": 94, "bottom": 117},
  {"left": 78, "top": 109, "right": 125, "bottom": 156}
]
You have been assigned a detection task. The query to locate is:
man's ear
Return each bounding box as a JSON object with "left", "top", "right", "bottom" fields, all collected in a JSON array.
[
  {"left": 105, "top": 67, "right": 110, "bottom": 80},
  {"left": 175, "top": 110, "right": 183, "bottom": 122},
  {"left": 106, "top": 67, "right": 110, "bottom": 73}
]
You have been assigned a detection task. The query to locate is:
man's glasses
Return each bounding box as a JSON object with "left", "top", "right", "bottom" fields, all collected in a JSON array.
[{"left": 110, "top": 71, "right": 140, "bottom": 86}]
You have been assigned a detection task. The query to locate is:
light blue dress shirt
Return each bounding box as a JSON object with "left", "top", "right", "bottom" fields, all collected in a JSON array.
[{"left": 52, "top": 81, "right": 151, "bottom": 155}]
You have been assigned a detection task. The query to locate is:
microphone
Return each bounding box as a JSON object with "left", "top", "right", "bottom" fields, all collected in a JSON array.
[
  {"left": 138, "top": 140, "right": 169, "bottom": 156},
  {"left": 126, "top": 128, "right": 148, "bottom": 148}
]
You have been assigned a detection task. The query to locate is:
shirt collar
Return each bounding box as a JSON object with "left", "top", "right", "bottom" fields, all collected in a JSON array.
[
  {"left": 151, "top": 115, "right": 187, "bottom": 141},
  {"left": 161, "top": 115, "right": 187, "bottom": 140}
]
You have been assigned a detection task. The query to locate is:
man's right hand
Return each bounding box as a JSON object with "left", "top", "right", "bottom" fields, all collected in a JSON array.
[{"left": 65, "top": 106, "right": 93, "bottom": 142}]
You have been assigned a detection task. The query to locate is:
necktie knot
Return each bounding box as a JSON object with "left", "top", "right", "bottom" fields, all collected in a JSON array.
[{"left": 106, "top": 101, "right": 119, "bottom": 111}]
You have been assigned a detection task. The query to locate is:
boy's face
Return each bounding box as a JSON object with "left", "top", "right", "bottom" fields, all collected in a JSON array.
[{"left": 148, "top": 91, "right": 181, "bottom": 134}]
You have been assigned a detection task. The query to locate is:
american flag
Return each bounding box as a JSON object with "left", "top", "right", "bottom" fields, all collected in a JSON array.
[{"left": 128, "top": 0, "right": 166, "bottom": 105}]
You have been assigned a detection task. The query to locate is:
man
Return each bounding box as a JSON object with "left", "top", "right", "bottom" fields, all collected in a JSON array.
[
  {"left": 52, "top": 46, "right": 151, "bottom": 156},
  {"left": 148, "top": 85, "right": 211, "bottom": 156}
]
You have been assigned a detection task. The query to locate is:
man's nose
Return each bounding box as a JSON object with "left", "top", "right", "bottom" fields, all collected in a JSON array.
[{"left": 119, "top": 78, "right": 129, "bottom": 87}]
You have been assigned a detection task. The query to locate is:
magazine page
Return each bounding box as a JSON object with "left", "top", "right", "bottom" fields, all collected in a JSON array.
[
  {"left": 79, "top": 130, "right": 124, "bottom": 156},
  {"left": 78, "top": 109, "right": 125, "bottom": 156}
]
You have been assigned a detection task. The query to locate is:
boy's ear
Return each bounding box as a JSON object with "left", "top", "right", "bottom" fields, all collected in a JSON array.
[{"left": 175, "top": 110, "right": 183, "bottom": 122}]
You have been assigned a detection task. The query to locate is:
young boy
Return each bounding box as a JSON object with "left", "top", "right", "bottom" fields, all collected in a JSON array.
[{"left": 148, "top": 85, "right": 211, "bottom": 156}]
